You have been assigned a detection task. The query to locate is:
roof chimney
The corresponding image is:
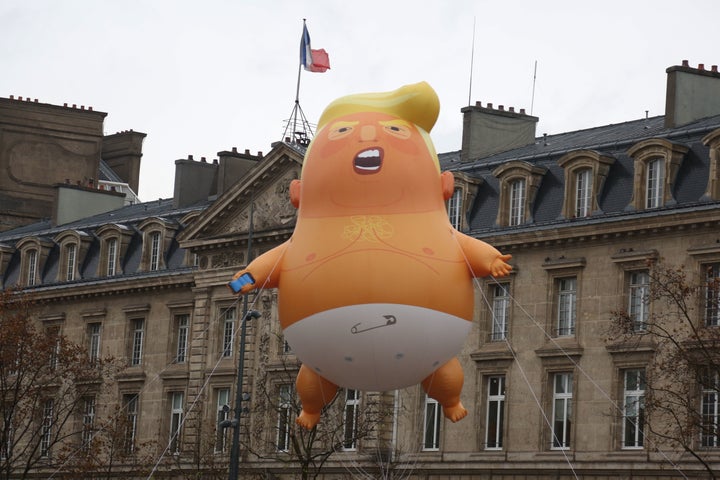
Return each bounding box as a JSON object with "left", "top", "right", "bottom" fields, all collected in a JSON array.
[
  {"left": 215, "top": 148, "right": 263, "bottom": 196},
  {"left": 460, "top": 102, "right": 538, "bottom": 162},
  {"left": 665, "top": 60, "right": 720, "bottom": 128}
]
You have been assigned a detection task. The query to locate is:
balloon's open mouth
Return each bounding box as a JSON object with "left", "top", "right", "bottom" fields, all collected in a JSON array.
[{"left": 354, "top": 147, "right": 383, "bottom": 174}]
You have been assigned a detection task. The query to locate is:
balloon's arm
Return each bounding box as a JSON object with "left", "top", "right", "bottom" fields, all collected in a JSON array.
[
  {"left": 228, "top": 242, "right": 287, "bottom": 294},
  {"left": 454, "top": 230, "right": 512, "bottom": 278}
]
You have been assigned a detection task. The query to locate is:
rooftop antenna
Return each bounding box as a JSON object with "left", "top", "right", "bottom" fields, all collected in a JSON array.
[
  {"left": 530, "top": 60, "right": 538, "bottom": 116},
  {"left": 467, "top": 16, "right": 476, "bottom": 106}
]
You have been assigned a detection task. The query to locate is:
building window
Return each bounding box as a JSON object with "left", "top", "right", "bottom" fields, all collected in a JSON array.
[
  {"left": 447, "top": 188, "right": 462, "bottom": 229},
  {"left": 646, "top": 158, "right": 665, "bottom": 209},
  {"left": 215, "top": 388, "right": 230, "bottom": 453},
  {"left": 65, "top": 243, "right": 77, "bottom": 281},
  {"left": 40, "top": 399, "right": 53, "bottom": 457},
  {"left": 222, "top": 308, "right": 236, "bottom": 358},
  {"left": 343, "top": 389, "right": 360, "bottom": 450},
  {"left": 174, "top": 314, "right": 190, "bottom": 363},
  {"left": 628, "top": 271, "right": 649, "bottom": 331},
  {"left": 574, "top": 169, "right": 592, "bottom": 217},
  {"left": 551, "top": 372, "right": 573, "bottom": 450},
  {"left": 622, "top": 369, "right": 645, "bottom": 449},
  {"left": 130, "top": 319, "right": 144, "bottom": 366},
  {"left": 88, "top": 323, "right": 101, "bottom": 364},
  {"left": 124, "top": 394, "right": 139, "bottom": 454},
  {"left": 107, "top": 238, "right": 118, "bottom": 276},
  {"left": 169, "top": 391, "right": 184, "bottom": 454},
  {"left": 556, "top": 277, "right": 577, "bottom": 337},
  {"left": 490, "top": 283, "right": 510, "bottom": 341},
  {"left": 705, "top": 263, "right": 720, "bottom": 327},
  {"left": 81, "top": 396, "right": 96, "bottom": 450},
  {"left": 485, "top": 376, "right": 505, "bottom": 450},
  {"left": 149, "top": 232, "right": 161, "bottom": 271},
  {"left": 701, "top": 369, "right": 720, "bottom": 447},
  {"left": 423, "top": 396, "right": 441, "bottom": 451},
  {"left": 508, "top": 179, "right": 526, "bottom": 226},
  {"left": 27, "top": 249, "right": 38, "bottom": 286},
  {"left": 277, "top": 385, "right": 293, "bottom": 452}
]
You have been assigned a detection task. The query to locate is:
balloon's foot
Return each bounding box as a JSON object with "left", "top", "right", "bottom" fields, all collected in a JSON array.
[
  {"left": 296, "top": 410, "right": 321, "bottom": 430},
  {"left": 443, "top": 403, "right": 468, "bottom": 423}
]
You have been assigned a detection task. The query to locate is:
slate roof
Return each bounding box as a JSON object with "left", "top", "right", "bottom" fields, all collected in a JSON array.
[{"left": 440, "top": 114, "right": 720, "bottom": 236}]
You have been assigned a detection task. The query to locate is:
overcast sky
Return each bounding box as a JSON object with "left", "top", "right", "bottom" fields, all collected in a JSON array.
[{"left": 2, "top": 0, "right": 718, "bottom": 201}]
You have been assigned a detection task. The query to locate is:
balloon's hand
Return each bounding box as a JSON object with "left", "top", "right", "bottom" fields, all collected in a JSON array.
[
  {"left": 490, "top": 254, "right": 513, "bottom": 278},
  {"left": 228, "top": 272, "right": 256, "bottom": 294}
]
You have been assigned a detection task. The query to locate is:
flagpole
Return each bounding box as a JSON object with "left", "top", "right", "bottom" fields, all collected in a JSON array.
[{"left": 291, "top": 19, "right": 306, "bottom": 136}]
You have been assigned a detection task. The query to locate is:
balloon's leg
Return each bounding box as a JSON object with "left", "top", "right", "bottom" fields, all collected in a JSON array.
[
  {"left": 295, "top": 365, "right": 339, "bottom": 430},
  {"left": 421, "top": 357, "right": 468, "bottom": 422}
]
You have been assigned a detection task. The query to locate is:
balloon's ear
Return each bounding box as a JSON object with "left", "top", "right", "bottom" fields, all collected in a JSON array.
[
  {"left": 290, "top": 179, "right": 301, "bottom": 208},
  {"left": 441, "top": 171, "right": 455, "bottom": 200}
]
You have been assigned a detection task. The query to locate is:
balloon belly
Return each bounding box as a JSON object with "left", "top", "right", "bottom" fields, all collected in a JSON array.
[{"left": 282, "top": 303, "right": 471, "bottom": 392}]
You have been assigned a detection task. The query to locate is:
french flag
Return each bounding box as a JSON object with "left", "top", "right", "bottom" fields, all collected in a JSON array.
[{"left": 300, "top": 23, "right": 330, "bottom": 73}]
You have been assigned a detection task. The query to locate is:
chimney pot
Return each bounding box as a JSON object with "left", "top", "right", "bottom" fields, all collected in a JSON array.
[
  {"left": 509, "top": 106, "right": 515, "bottom": 112},
  {"left": 498, "top": 105, "right": 505, "bottom": 111},
  {"left": 232, "top": 147, "right": 237, "bottom": 153},
  {"left": 245, "top": 149, "right": 250, "bottom": 154},
  {"left": 520, "top": 108, "right": 526, "bottom": 114},
  {"left": 201, "top": 157, "right": 207, "bottom": 163},
  {"left": 257, "top": 151, "right": 263, "bottom": 157},
  {"left": 64, "top": 103, "right": 68, "bottom": 107},
  {"left": 285, "top": 137, "right": 291, "bottom": 142},
  {"left": 699, "top": 63, "right": 705, "bottom": 71},
  {"left": 213, "top": 159, "right": 218, "bottom": 164},
  {"left": 72, "top": 104, "right": 76, "bottom": 108},
  {"left": 682, "top": 59, "right": 689, "bottom": 67},
  {"left": 34, "top": 98, "right": 38, "bottom": 102},
  {"left": 81, "top": 105, "right": 85, "bottom": 110},
  {"left": 475, "top": 101, "right": 482, "bottom": 107},
  {"left": 18, "top": 96, "right": 23, "bottom": 101},
  {"left": 88, "top": 106, "right": 93, "bottom": 111},
  {"left": 188, "top": 154, "right": 194, "bottom": 160},
  {"left": 713, "top": 65, "right": 719, "bottom": 73},
  {"left": 487, "top": 103, "right": 493, "bottom": 109}
]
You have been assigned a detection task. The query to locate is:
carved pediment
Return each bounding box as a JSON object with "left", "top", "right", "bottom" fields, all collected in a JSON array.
[{"left": 178, "top": 142, "right": 304, "bottom": 248}]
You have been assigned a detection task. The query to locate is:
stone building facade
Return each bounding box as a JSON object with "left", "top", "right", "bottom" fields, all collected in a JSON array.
[{"left": 2, "top": 61, "right": 720, "bottom": 479}]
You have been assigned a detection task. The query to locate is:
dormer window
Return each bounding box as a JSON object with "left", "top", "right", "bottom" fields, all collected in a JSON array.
[
  {"left": 16, "top": 237, "right": 53, "bottom": 288},
  {"left": 493, "top": 161, "right": 546, "bottom": 227},
  {"left": 557, "top": 150, "right": 615, "bottom": 219},
  {"left": 627, "top": 139, "right": 688, "bottom": 211},
  {"left": 54, "top": 231, "right": 91, "bottom": 283},
  {"left": 702, "top": 128, "right": 720, "bottom": 201},
  {"left": 137, "top": 217, "right": 178, "bottom": 273},
  {"left": 95, "top": 224, "right": 132, "bottom": 277},
  {"left": 107, "top": 238, "right": 118, "bottom": 276},
  {"left": 445, "top": 172, "right": 482, "bottom": 231}
]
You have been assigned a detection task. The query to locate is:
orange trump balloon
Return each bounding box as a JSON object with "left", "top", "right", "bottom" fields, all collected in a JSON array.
[{"left": 231, "top": 82, "right": 512, "bottom": 429}]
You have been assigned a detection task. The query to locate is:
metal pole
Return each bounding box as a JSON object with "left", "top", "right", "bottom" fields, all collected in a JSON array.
[{"left": 228, "top": 196, "right": 255, "bottom": 480}]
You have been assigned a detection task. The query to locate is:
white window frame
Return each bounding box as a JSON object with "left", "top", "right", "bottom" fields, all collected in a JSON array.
[
  {"left": 342, "top": 389, "right": 360, "bottom": 450},
  {"left": 107, "top": 238, "right": 118, "bottom": 276},
  {"left": 622, "top": 369, "right": 645, "bottom": 449},
  {"left": 169, "top": 391, "right": 184, "bottom": 454},
  {"left": 646, "top": 158, "right": 665, "bottom": 209},
  {"left": 575, "top": 168, "right": 592, "bottom": 217},
  {"left": 557, "top": 277, "right": 577, "bottom": 337},
  {"left": 124, "top": 394, "right": 139, "bottom": 454},
  {"left": 27, "top": 249, "right": 38, "bottom": 286},
  {"left": 40, "top": 399, "right": 53, "bottom": 457},
  {"left": 551, "top": 372, "right": 573, "bottom": 450},
  {"left": 701, "top": 370, "right": 720, "bottom": 447},
  {"left": 447, "top": 188, "right": 462, "bottom": 229},
  {"left": 222, "top": 308, "right": 235, "bottom": 358},
  {"left": 628, "top": 271, "right": 649, "bottom": 332},
  {"left": 81, "top": 396, "right": 96, "bottom": 450},
  {"left": 215, "top": 388, "right": 230, "bottom": 453},
  {"left": 485, "top": 375, "right": 505, "bottom": 450},
  {"left": 705, "top": 263, "right": 720, "bottom": 327},
  {"left": 277, "top": 385, "right": 292, "bottom": 452},
  {"left": 508, "top": 179, "right": 526, "bottom": 226},
  {"left": 130, "top": 318, "right": 144, "bottom": 366},
  {"left": 88, "top": 323, "right": 101, "bottom": 364},
  {"left": 175, "top": 314, "right": 189, "bottom": 363},
  {"left": 65, "top": 243, "right": 76, "bottom": 281},
  {"left": 422, "top": 396, "right": 441, "bottom": 451},
  {"left": 491, "top": 283, "right": 510, "bottom": 341},
  {"left": 149, "top": 231, "right": 161, "bottom": 271}
]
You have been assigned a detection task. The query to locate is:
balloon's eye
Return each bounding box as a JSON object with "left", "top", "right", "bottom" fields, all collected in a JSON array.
[
  {"left": 383, "top": 124, "right": 411, "bottom": 139},
  {"left": 328, "top": 124, "right": 355, "bottom": 140}
]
